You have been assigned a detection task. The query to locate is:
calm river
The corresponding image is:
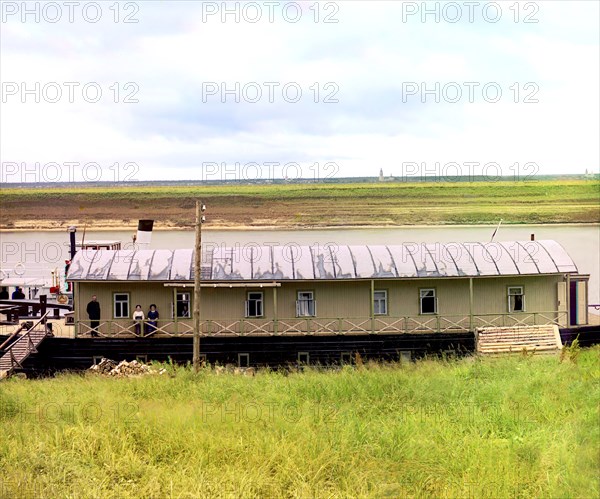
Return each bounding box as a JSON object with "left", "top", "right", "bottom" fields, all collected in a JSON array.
[{"left": 1, "top": 225, "right": 598, "bottom": 303}]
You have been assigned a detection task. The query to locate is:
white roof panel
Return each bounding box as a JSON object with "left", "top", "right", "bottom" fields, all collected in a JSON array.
[
  {"left": 67, "top": 240, "right": 577, "bottom": 281},
  {"left": 349, "top": 246, "right": 376, "bottom": 278},
  {"left": 331, "top": 246, "right": 356, "bottom": 279},
  {"left": 370, "top": 246, "right": 398, "bottom": 278},
  {"left": 107, "top": 250, "right": 135, "bottom": 280},
  {"left": 149, "top": 250, "right": 173, "bottom": 280},
  {"left": 510, "top": 242, "right": 539, "bottom": 274},
  {"left": 537, "top": 240, "right": 578, "bottom": 273},
  {"left": 170, "top": 249, "right": 193, "bottom": 281},
  {"left": 485, "top": 242, "right": 520, "bottom": 275},
  {"left": 388, "top": 246, "right": 418, "bottom": 277},
  {"left": 465, "top": 243, "right": 499, "bottom": 276},
  {"left": 293, "top": 245, "right": 314, "bottom": 280},
  {"left": 128, "top": 251, "right": 154, "bottom": 280}
]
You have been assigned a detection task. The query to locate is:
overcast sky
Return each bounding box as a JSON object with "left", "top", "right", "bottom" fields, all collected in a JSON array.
[{"left": 1, "top": 1, "right": 598, "bottom": 182}]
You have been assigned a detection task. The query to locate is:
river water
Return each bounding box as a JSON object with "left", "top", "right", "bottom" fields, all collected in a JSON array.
[{"left": 1, "top": 225, "right": 598, "bottom": 303}]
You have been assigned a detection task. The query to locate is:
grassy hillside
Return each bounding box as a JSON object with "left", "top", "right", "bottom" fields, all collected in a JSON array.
[
  {"left": 1, "top": 179, "right": 598, "bottom": 229},
  {"left": 1, "top": 347, "right": 599, "bottom": 498}
]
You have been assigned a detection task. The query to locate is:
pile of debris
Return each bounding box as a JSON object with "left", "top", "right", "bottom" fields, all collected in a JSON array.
[
  {"left": 89, "top": 358, "right": 167, "bottom": 377},
  {"left": 214, "top": 365, "right": 256, "bottom": 376}
]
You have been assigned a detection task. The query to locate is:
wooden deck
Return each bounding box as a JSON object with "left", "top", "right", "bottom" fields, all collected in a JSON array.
[{"left": 73, "top": 311, "right": 569, "bottom": 339}]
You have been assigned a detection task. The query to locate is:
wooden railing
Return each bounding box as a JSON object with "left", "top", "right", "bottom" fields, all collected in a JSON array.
[
  {"left": 0, "top": 299, "right": 71, "bottom": 323},
  {"left": 74, "top": 311, "right": 568, "bottom": 338}
]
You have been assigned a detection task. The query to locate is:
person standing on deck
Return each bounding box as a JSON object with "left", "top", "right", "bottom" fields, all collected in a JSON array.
[
  {"left": 86, "top": 295, "right": 101, "bottom": 337},
  {"left": 12, "top": 287, "right": 25, "bottom": 299},
  {"left": 0, "top": 287, "right": 8, "bottom": 299},
  {"left": 133, "top": 305, "right": 145, "bottom": 336},
  {"left": 146, "top": 304, "right": 159, "bottom": 334}
]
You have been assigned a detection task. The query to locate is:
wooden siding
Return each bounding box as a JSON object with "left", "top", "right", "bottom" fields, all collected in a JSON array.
[{"left": 75, "top": 274, "right": 567, "bottom": 334}]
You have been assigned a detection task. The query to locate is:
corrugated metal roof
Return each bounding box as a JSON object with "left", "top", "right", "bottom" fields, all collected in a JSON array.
[{"left": 66, "top": 240, "right": 579, "bottom": 281}]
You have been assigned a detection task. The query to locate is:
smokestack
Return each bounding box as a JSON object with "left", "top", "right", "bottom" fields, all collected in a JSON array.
[
  {"left": 530, "top": 233, "right": 535, "bottom": 241},
  {"left": 68, "top": 226, "right": 77, "bottom": 259},
  {"left": 136, "top": 220, "right": 154, "bottom": 249}
]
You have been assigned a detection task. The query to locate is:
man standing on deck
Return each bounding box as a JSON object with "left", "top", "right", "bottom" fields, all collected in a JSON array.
[{"left": 86, "top": 295, "right": 101, "bottom": 337}]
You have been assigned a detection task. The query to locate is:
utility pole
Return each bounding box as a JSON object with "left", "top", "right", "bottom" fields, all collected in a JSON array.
[{"left": 193, "top": 200, "right": 206, "bottom": 371}]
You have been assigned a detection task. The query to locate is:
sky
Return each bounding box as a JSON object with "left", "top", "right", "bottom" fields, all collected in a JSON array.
[{"left": 1, "top": 0, "right": 598, "bottom": 182}]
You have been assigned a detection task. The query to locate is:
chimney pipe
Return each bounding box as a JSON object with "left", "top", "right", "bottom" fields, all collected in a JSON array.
[
  {"left": 530, "top": 233, "right": 535, "bottom": 241},
  {"left": 136, "top": 220, "right": 154, "bottom": 249},
  {"left": 68, "top": 226, "right": 77, "bottom": 259}
]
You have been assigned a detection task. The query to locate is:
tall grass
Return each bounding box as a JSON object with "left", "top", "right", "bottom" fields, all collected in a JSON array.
[{"left": 1, "top": 348, "right": 599, "bottom": 498}]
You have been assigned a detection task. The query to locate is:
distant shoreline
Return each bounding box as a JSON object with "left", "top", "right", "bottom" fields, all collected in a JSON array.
[
  {"left": 1, "top": 179, "right": 598, "bottom": 230},
  {"left": 1, "top": 221, "right": 599, "bottom": 233}
]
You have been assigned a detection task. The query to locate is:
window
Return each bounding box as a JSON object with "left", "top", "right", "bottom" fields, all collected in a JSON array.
[
  {"left": 245, "top": 292, "right": 263, "bottom": 318},
  {"left": 374, "top": 290, "right": 388, "bottom": 315},
  {"left": 238, "top": 353, "right": 250, "bottom": 368},
  {"left": 399, "top": 351, "right": 412, "bottom": 363},
  {"left": 298, "top": 352, "right": 310, "bottom": 364},
  {"left": 175, "top": 292, "right": 191, "bottom": 318},
  {"left": 114, "top": 293, "right": 130, "bottom": 318},
  {"left": 419, "top": 289, "right": 437, "bottom": 314},
  {"left": 508, "top": 286, "right": 525, "bottom": 312},
  {"left": 296, "top": 291, "right": 316, "bottom": 317}
]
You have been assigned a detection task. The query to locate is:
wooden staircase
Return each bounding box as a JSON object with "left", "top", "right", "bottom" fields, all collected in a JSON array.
[
  {"left": 476, "top": 325, "right": 562, "bottom": 355},
  {"left": 0, "top": 313, "right": 50, "bottom": 379}
]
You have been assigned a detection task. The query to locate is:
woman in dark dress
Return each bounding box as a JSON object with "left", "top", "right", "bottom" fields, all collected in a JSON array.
[{"left": 146, "top": 304, "right": 159, "bottom": 334}]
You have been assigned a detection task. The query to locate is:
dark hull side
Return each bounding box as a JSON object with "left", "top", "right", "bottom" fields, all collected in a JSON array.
[
  {"left": 2, "top": 332, "right": 474, "bottom": 375},
  {"left": 1, "top": 326, "right": 598, "bottom": 376},
  {"left": 559, "top": 325, "right": 600, "bottom": 347}
]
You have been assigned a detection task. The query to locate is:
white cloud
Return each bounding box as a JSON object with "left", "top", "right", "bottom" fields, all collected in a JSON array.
[{"left": 1, "top": 1, "right": 598, "bottom": 181}]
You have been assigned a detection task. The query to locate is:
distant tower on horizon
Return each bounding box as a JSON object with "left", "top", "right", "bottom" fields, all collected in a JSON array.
[{"left": 379, "top": 168, "right": 384, "bottom": 182}]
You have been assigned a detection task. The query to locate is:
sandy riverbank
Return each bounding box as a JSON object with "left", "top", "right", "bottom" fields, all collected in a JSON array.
[{"left": 2, "top": 220, "right": 599, "bottom": 232}]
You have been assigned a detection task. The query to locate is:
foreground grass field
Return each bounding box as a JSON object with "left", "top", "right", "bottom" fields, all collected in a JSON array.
[
  {"left": 1, "top": 348, "right": 598, "bottom": 498},
  {"left": 1, "top": 179, "right": 598, "bottom": 229}
]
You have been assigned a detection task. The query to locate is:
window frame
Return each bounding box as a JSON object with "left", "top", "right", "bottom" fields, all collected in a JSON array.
[
  {"left": 298, "top": 352, "right": 310, "bottom": 365},
  {"left": 113, "top": 292, "right": 130, "bottom": 319},
  {"left": 373, "top": 289, "right": 388, "bottom": 316},
  {"left": 507, "top": 285, "right": 525, "bottom": 313},
  {"left": 296, "top": 290, "right": 316, "bottom": 317},
  {"left": 238, "top": 353, "right": 250, "bottom": 368},
  {"left": 419, "top": 288, "right": 437, "bottom": 315},
  {"left": 174, "top": 291, "right": 192, "bottom": 319},
  {"left": 245, "top": 291, "right": 264, "bottom": 318}
]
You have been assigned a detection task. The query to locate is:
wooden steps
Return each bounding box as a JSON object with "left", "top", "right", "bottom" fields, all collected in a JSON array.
[
  {"left": 476, "top": 325, "right": 562, "bottom": 355},
  {"left": 0, "top": 314, "right": 50, "bottom": 378}
]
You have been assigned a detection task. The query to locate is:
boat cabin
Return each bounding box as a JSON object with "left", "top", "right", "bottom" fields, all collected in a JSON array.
[{"left": 66, "top": 239, "right": 590, "bottom": 338}]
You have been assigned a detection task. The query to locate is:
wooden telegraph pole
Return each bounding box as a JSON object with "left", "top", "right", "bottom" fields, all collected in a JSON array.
[{"left": 193, "top": 200, "right": 206, "bottom": 371}]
